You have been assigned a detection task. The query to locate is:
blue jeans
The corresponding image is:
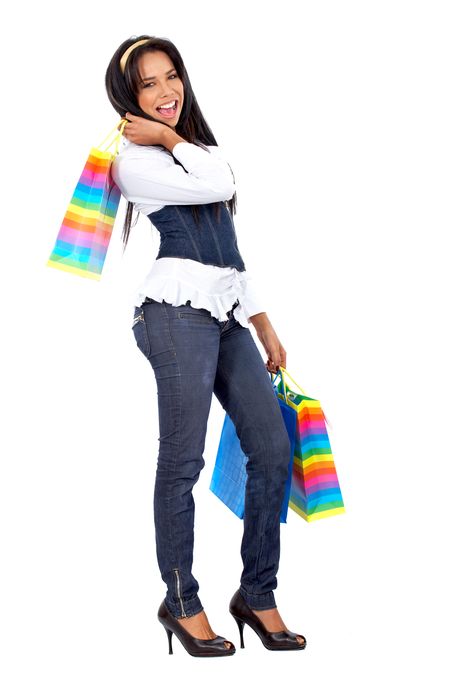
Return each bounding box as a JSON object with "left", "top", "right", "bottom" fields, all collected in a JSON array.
[{"left": 132, "top": 298, "right": 291, "bottom": 619}]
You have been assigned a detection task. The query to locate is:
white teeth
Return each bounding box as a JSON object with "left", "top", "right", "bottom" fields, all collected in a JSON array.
[{"left": 158, "top": 100, "right": 176, "bottom": 109}]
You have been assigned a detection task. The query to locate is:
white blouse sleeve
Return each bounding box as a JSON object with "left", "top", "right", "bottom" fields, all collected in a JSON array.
[
  {"left": 239, "top": 275, "right": 266, "bottom": 319},
  {"left": 112, "top": 142, "right": 236, "bottom": 207}
]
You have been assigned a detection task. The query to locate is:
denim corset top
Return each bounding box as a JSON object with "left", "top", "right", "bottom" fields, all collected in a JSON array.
[{"left": 146, "top": 201, "right": 246, "bottom": 272}]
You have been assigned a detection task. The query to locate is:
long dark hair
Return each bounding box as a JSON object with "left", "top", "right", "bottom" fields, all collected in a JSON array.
[{"left": 105, "top": 35, "right": 238, "bottom": 250}]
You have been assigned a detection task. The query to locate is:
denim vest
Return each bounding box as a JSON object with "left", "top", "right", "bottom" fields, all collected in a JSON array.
[{"left": 146, "top": 201, "right": 246, "bottom": 272}]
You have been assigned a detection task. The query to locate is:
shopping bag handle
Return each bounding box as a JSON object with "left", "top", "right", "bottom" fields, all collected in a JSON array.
[
  {"left": 270, "top": 366, "right": 332, "bottom": 428},
  {"left": 270, "top": 366, "right": 298, "bottom": 407},
  {"left": 270, "top": 366, "right": 307, "bottom": 396},
  {"left": 96, "top": 118, "right": 128, "bottom": 156}
]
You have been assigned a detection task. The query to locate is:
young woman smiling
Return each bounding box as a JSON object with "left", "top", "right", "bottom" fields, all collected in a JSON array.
[{"left": 105, "top": 35, "right": 307, "bottom": 658}]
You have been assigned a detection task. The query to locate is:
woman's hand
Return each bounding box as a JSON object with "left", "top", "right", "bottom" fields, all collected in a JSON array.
[
  {"left": 119, "top": 112, "right": 169, "bottom": 146},
  {"left": 249, "top": 313, "right": 287, "bottom": 373}
]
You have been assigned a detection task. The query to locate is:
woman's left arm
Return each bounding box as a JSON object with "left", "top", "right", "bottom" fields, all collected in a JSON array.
[{"left": 249, "top": 312, "right": 287, "bottom": 373}]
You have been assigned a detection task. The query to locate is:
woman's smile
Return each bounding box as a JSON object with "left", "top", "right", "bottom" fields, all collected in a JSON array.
[{"left": 155, "top": 99, "right": 179, "bottom": 119}]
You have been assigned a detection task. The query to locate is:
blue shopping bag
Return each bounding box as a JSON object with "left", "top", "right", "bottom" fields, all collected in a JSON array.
[{"left": 209, "top": 371, "right": 297, "bottom": 522}]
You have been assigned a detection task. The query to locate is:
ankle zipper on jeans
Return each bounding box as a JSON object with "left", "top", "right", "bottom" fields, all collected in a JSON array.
[{"left": 173, "top": 568, "right": 187, "bottom": 617}]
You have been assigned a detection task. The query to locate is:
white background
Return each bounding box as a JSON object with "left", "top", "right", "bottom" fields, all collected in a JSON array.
[{"left": 1, "top": 0, "right": 449, "bottom": 683}]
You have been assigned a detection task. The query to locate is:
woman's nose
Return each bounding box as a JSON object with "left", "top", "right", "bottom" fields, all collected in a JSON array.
[{"left": 158, "top": 90, "right": 176, "bottom": 100}]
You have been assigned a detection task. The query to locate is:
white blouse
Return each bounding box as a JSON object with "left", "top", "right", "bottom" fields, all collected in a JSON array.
[{"left": 111, "top": 136, "right": 265, "bottom": 328}]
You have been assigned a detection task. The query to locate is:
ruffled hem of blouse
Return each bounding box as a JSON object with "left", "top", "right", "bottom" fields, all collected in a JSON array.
[{"left": 134, "top": 276, "right": 250, "bottom": 328}]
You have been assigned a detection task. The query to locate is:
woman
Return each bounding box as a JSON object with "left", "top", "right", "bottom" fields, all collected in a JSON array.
[{"left": 105, "top": 35, "right": 307, "bottom": 657}]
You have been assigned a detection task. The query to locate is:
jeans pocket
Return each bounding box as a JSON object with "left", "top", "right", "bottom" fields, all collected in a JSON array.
[
  {"left": 176, "top": 302, "right": 214, "bottom": 323},
  {"left": 132, "top": 307, "right": 151, "bottom": 358},
  {"left": 177, "top": 311, "right": 214, "bottom": 322}
]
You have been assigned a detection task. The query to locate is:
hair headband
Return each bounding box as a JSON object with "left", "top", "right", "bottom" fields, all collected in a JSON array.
[{"left": 120, "top": 38, "right": 151, "bottom": 74}]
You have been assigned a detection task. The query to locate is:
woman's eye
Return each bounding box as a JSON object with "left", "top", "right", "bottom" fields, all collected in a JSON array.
[{"left": 143, "top": 74, "right": 177, "bottom": 89}]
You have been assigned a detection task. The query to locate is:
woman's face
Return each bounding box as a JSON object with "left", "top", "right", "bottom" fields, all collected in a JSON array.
[{"left": 136, "top": 50, "right": 184, "bottom": 129}]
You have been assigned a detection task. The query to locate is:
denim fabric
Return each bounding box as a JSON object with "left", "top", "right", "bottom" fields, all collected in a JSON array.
[
  {"left": 131, "top": 298, "right": 291, "bottom": 618},
  {"left": 146, "top": 202, "right": 246, "bottom": 271}
]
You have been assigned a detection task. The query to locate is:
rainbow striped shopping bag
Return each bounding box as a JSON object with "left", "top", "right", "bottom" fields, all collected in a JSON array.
[
  {"left": 209, "top": 366, "right": 345, "bottom": 523},
  {"left": 46, "top": 118, "right": 127, "bottom": 280},
  {"left": 273, "top": 367, "right": 345, "bottom": 522}
]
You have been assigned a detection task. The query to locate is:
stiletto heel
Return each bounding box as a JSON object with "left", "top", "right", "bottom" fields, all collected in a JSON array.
[
  {"left": 164, "top": 626, "right": 174, "bottom": 655},
  {"left": 232, "top": 615, "right": 246, "bottom": 648},
  {"left": 229, "top": 589, "right": 307, "bottom": 651},
  {"left": 157, "top": 600, "right": 236, "bottom": 658}
]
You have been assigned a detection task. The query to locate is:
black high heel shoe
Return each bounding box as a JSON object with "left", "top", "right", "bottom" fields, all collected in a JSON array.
[
  {"left": 229, "top": 589, "right": 307, "bottom": 651},
  {"left": 157, "top": 600, "right": 236, "bottom": 657}
]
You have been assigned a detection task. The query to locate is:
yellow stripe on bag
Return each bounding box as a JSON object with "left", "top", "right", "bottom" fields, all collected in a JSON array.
[
  {"left": 88, "top": 147, "right": 115, "bottom": 161},
  {"left": 45, "top": 261, "right": 102, "bottom": 280},
  {"left": 289, "top": 502, "right": 346, "bottom": 521},
  {"left": 300, "top": 454, "right": 334, "bottom": 469},
  {"left": 66, "top": 205, "right": 116, "bottom": 223}
]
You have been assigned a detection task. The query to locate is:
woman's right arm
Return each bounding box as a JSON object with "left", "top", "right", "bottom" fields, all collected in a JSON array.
[
  {"left": 159, "top": 127, "right": 187, "bottom": 152},
  {"left": 112, "top": 124, "right": 235, "bottom": 207}
]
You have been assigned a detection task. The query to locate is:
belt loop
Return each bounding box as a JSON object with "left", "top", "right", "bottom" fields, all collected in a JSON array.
[{"left": 226, "top": 299, "right": 239, "bottom": 318}]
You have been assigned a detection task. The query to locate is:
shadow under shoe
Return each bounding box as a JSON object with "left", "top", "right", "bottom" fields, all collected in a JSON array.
[
  {"left": 157, "top": 600, "right": 236, "bottom": 657},
  {"left": 229, "top": 589, "right": 307, "bottom": 651}
]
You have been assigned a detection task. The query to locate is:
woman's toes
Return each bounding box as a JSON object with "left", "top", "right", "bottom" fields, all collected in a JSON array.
[{"left": 296, "top": 635, "right": 305, "bottom": 646}]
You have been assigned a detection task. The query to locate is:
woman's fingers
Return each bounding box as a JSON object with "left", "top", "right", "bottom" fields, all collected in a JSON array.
[
  {"left": 266, "top": 358, "right": 279, "bottom": 372},
  {"left": 265, "top": 344, "right": 286, "bottom": 373}
]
